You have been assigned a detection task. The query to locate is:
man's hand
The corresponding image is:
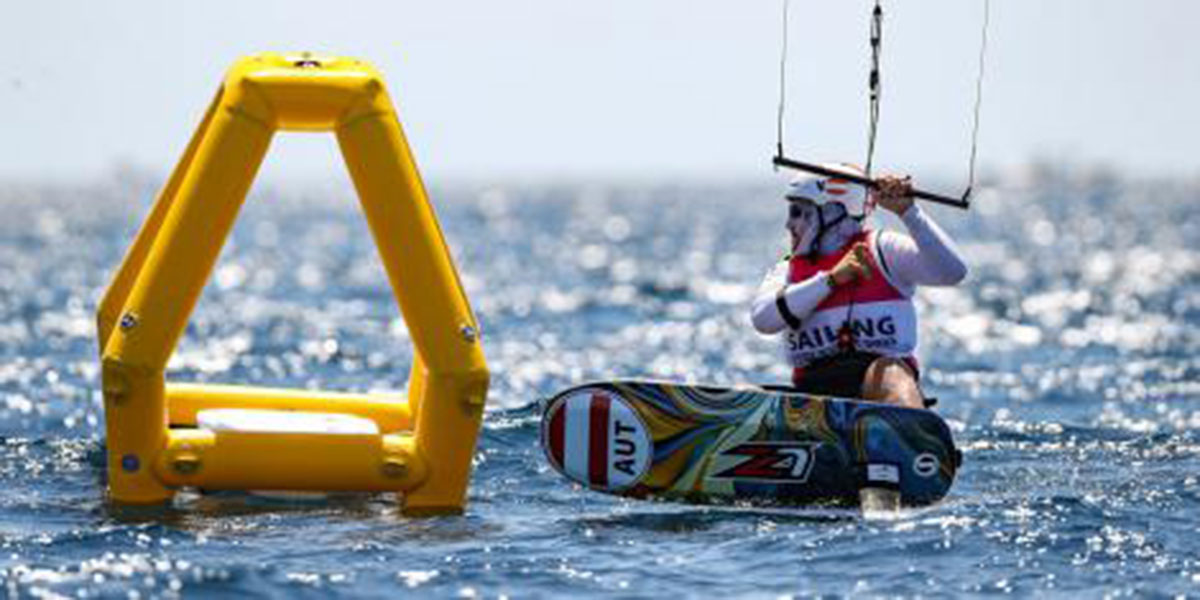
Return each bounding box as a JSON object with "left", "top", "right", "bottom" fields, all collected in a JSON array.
[
  {"left": 829, "top": 242, "right": 873, "bottom": 287},
  {"left": 874, "top": 174, "right": 914, "bottom": 215}
]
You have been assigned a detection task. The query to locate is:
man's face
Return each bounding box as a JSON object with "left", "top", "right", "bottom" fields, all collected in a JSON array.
[{"left": 787, "top": 198, "right": 819, "bottom": 250}]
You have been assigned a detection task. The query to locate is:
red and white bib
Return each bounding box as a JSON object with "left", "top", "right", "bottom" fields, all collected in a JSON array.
[{"left": 783, "top": 230, "right": 918, "bottom": 367}]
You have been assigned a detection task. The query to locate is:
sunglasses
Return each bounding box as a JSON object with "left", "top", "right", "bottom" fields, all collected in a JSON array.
[{"left": 787, "top": 199, "right": 818, "bottom": 220}]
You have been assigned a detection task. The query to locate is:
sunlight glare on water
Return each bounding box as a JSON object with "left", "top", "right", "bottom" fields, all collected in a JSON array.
[{"left": 0, "top": 165, "right": 1197, "bottom": 596}]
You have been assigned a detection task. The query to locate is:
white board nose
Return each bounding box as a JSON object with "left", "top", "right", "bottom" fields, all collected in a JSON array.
[{"left": 543, "top": 389, "right": 651, "bottom": 491}]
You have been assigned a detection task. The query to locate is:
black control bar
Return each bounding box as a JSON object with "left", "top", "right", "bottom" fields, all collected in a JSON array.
[{"left": 773, "top": 155, "right": 971, "bottom": 210}]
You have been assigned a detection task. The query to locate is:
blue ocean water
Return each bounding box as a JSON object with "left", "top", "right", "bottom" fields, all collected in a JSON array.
[{"left": 0, "top": 166, "right": 1197, "bottom": 597}]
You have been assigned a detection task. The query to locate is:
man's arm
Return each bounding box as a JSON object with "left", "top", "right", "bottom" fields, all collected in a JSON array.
[
  {"left": 749, "top": 260, "right": 834, "bottom": 334},
  {"left": 876, "top": 204, "right": 969, "bottom": 290}
]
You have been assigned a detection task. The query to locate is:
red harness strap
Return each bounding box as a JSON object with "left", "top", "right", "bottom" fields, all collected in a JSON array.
[{"left": 787, "top": 230, "right": 905, "bottom": 308}]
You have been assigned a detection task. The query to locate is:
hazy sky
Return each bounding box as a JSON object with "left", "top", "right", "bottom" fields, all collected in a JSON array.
[{"left": 2, "top": 0, "right": 1198, "bottom": 185}]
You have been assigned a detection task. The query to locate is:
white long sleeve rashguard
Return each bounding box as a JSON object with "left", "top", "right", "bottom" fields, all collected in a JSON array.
[{"left": 750, "top": 204, "right": 968, "bottom": 334}]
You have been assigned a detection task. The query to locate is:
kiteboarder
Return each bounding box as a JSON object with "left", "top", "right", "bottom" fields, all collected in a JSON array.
[{"left": 750, "top": 164, "right": 968, "bottom": 409}]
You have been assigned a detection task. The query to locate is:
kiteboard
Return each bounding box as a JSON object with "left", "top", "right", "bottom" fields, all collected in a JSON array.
[{"left": 541, "top": 380, "right": 960, "bottom": 507}]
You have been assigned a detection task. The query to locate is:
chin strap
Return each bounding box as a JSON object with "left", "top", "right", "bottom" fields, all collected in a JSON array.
[{"left": 806, "top": 204, "right": 850, "bottom": 260}]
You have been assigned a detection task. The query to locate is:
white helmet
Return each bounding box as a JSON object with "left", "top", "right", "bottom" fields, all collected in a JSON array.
[{"left": 784, "top": 163, "right": 871, "bottom": 219}]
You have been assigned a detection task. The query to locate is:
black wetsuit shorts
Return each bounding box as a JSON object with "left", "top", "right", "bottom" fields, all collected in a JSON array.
[{"left": 791, "top": 351, "right": 920, "bottom": 399}]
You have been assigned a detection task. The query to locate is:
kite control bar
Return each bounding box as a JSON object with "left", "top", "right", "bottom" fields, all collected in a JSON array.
[{"left": 773, "top": 155, "right": 971, "bottom": 210}]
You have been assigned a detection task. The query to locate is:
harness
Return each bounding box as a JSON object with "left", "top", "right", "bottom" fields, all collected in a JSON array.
[{"left": 783, "top": 230, "right": 920, "bottom": 384}]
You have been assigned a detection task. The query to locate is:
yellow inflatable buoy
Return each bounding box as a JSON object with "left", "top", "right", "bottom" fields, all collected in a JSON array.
[{"left": 96, "top": 52, "right": 489, "bottom": 516}]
